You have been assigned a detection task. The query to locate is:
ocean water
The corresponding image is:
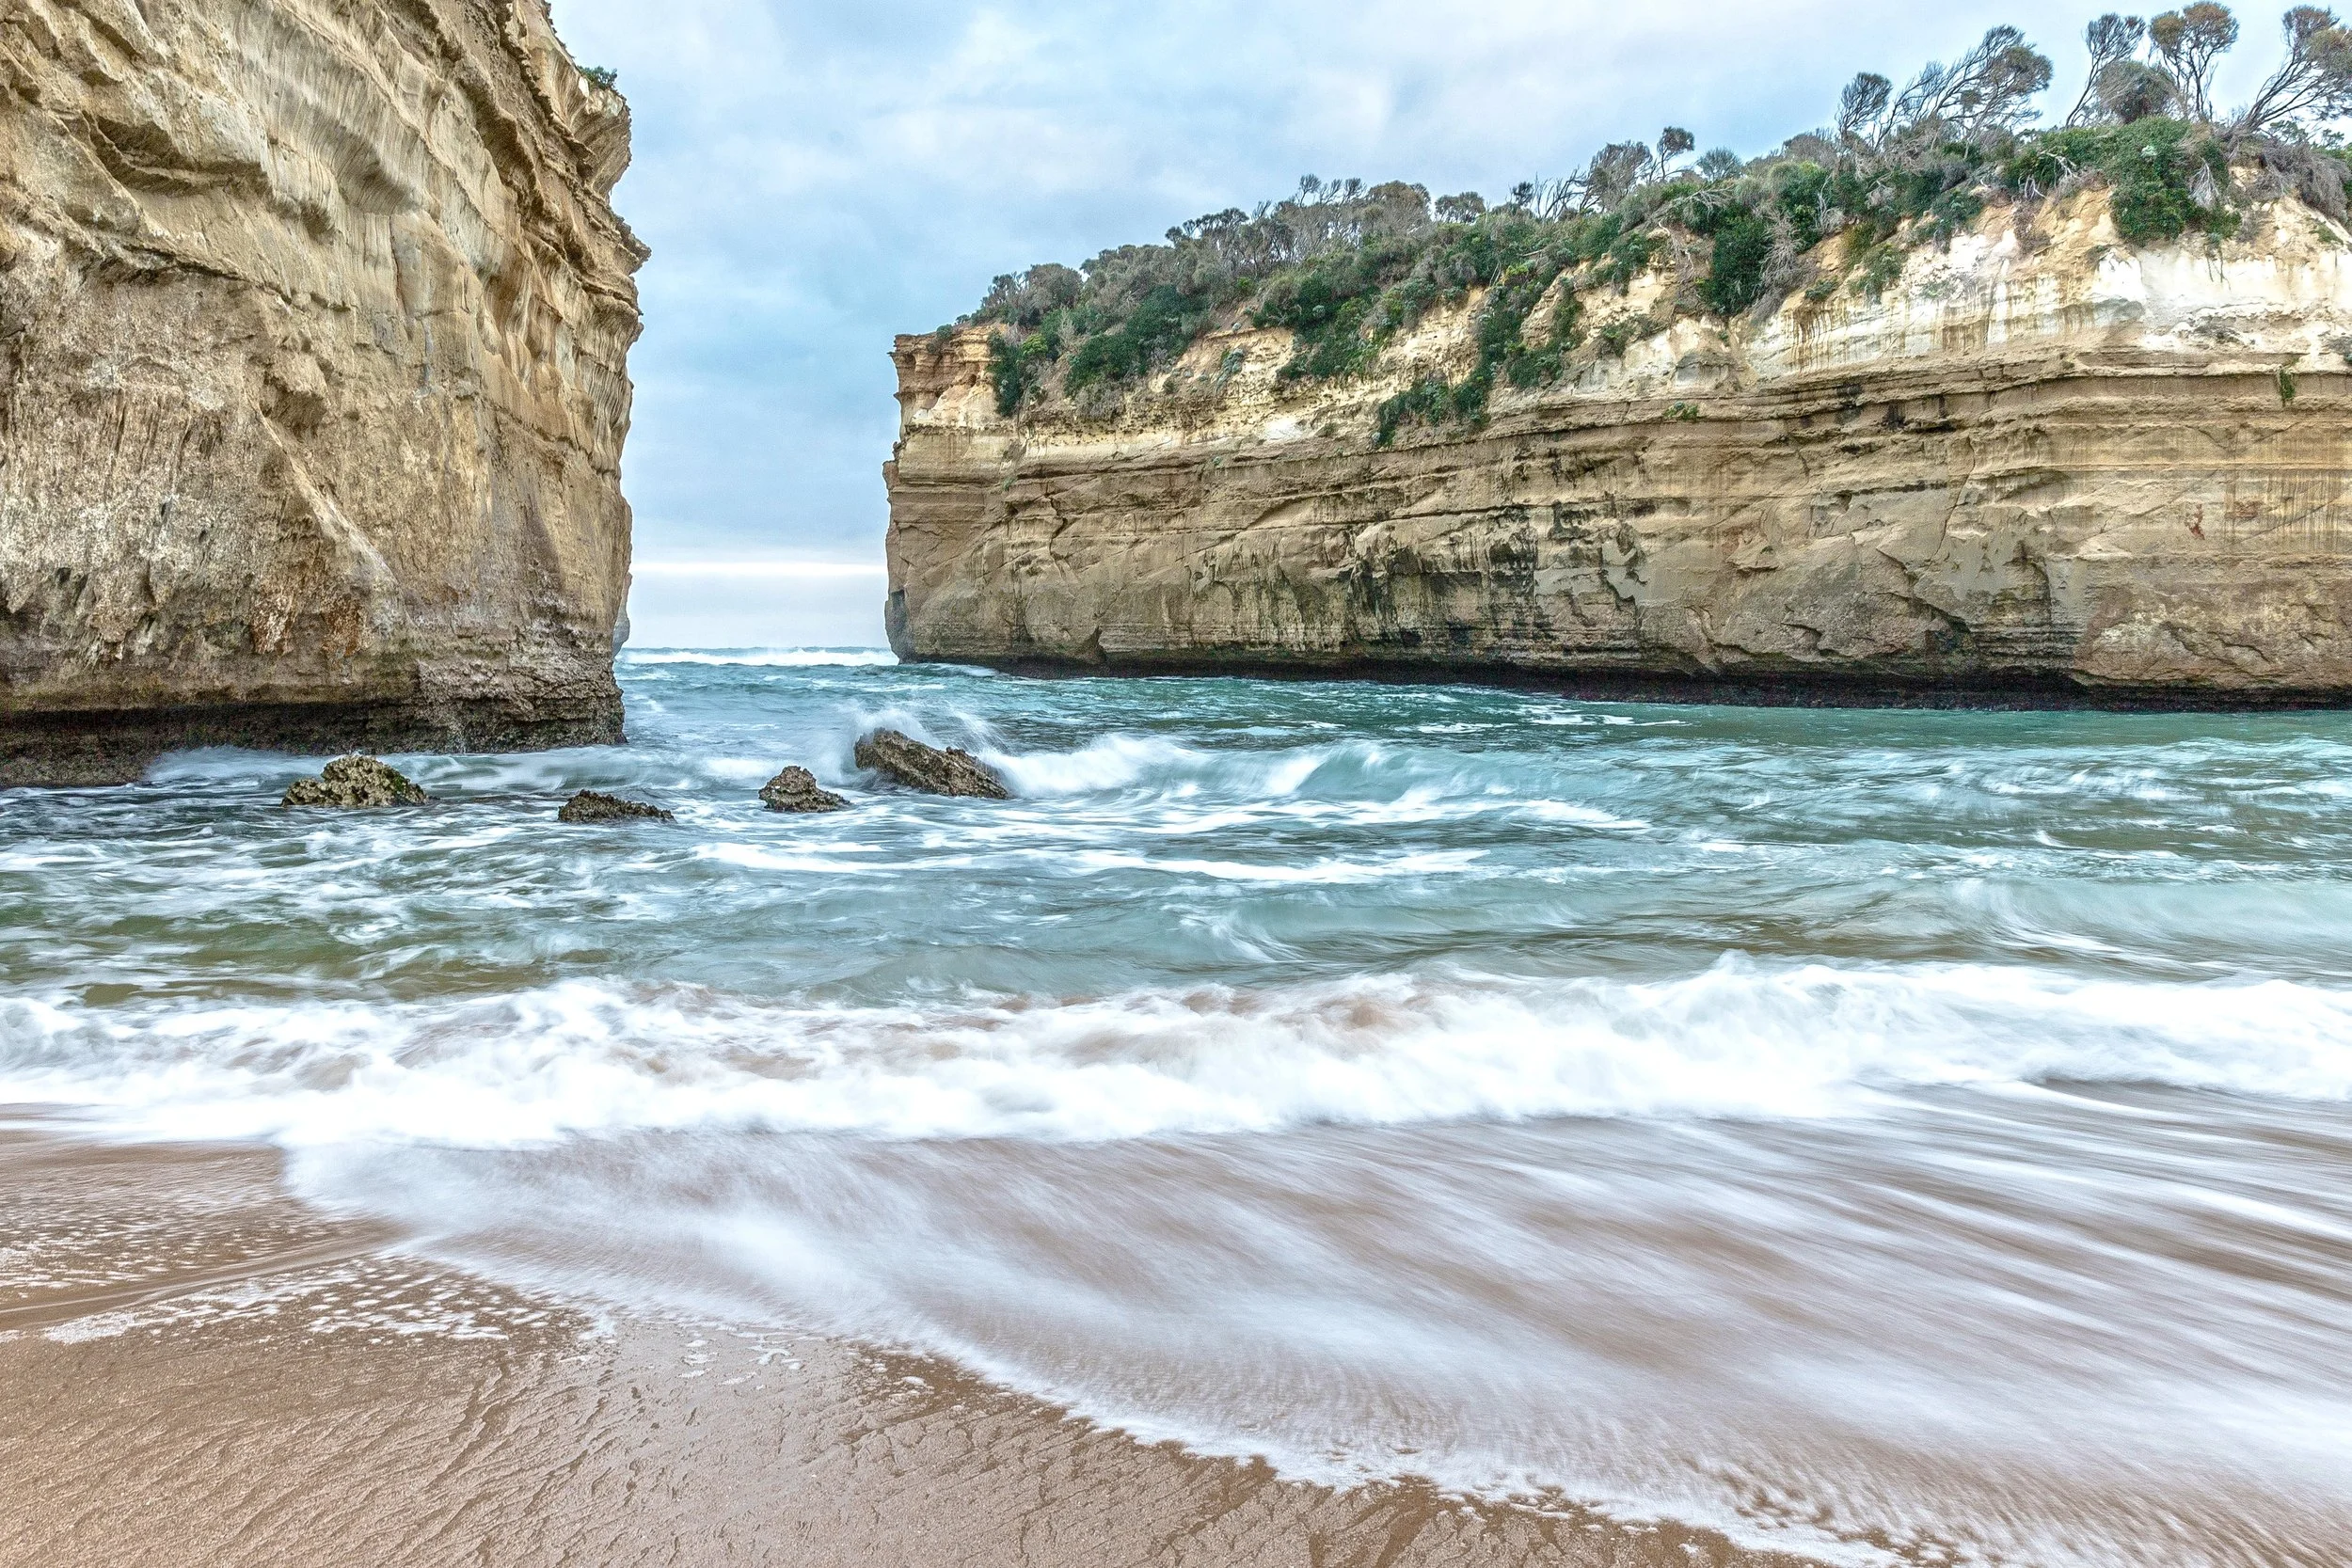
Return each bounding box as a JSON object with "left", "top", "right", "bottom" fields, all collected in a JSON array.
[{"left": 8, "top": 650, "right": 2352, "bottom": 1566}]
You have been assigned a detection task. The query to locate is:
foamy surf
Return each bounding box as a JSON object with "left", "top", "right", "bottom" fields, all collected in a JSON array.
[{"left": 7, "top": 959, "right": 2352, "bottom": 1149}]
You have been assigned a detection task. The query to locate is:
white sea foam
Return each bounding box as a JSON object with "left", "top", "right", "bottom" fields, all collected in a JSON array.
[
  {"left": 1519, "top": 800, "right": 1650, "bottom": 831},
  {"left": 1068, "top": 847, "right": 1489, "bottom": 883},
  {"left": 695, "top": 844, "right": 893, "bottom": 874},
  {"left": 981, "top": 736, "right": 1445, "bottom": 807},
  {"left": 6, "top": 960, "right": 2352, "bottom": 1151},
  {"left": 981, "top": 735, "right": 1204, "bottom": 796}
]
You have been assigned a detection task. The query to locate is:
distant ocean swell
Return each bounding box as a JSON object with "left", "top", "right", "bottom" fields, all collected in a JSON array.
[{"left": 621, "top": 648, "right": 905, "bottom": 668}]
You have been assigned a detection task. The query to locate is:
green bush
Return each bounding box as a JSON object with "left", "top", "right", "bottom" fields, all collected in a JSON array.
[
  {"left": 1701, "top": 209, "right": 1775, "bottom": 317},
  {"left": 1594, "top": 311, "right": 1665, "bottom": 359},
  {"left": 2007, "top": 120, "right": 2237, "bottom": 244},
  {"left": 1597, "top": 228, "right": 1657, "bottom": 292},
  {"left": 988, "top": 325, "right": 1067, "bottom": 417},
  {"left": 1254, "top": 256, "right": 1382, "bottom": 381},
  {"left": 1850, "top": 242, "right": 1907, "bottom": 301},
  {"left": 1375, "top": 376, "right": 1457, "bottom": 447},
  {"left": 1064, "top": 286, "right": 1212, "bottom": 394}
]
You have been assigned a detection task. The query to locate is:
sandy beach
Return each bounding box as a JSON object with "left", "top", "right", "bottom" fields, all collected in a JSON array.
[{"left": 2, "top": 1129, "right": 1819, "bottom": 1568}]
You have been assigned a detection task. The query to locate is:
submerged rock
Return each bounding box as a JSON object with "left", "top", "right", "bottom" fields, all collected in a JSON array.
[
  {"left": 282, "top": 756, "right": 430, "bottom": 808},
  {"left": 759, "top": 766, "right": 848, "bottom": 814},
  {"left": 557, "top": 790, "right": 675, "bottom": 824},
  {"left": 851, "top": 730, "right": 1012, "bottom": 799}
]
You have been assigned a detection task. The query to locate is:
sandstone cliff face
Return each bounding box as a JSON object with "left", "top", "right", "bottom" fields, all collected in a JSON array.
[
  {"left": 0, "top": 0, "right": 644, "bottom": 784},
  {"left": 887, "top": 194, "right": 2352, "bottom": 705}
]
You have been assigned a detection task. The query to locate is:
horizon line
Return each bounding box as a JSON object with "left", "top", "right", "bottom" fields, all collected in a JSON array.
[{"left": 632, "top": 560, "right": 887, "bottom": 578}]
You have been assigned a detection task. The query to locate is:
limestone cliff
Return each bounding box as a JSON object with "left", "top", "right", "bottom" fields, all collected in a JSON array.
[
  {"left": 0, "top": 0, "right": 644, "bottom": 784},
  {"left": 887, "top": 193, "right": 2352, "bottom": 705}
]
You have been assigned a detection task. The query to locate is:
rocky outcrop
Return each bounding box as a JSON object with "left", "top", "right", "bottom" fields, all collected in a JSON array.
[
  {"left": 557, "top": 789, "right": 670, "bottom": 823},
  {"left": 853, "top": 729, "right": 1010, "bottom": 798},
  {"left": 282, "top": 754, "right": 426, "bottom": 806},
  {"left": 887, "top": 193, "right": 2352, "bottom": 705},
  {"left": 759, "top": 765, "right": 846, "bottom": 813},
  {"left": 1, "top": 0, "right": 646, "bottom": 785}
]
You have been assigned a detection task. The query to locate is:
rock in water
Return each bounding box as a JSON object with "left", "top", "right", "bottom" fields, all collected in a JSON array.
[
  {"left": 759, "top": 767, "right": 848, "bottom": 814},
  {"left": 282, "top": 756, "right": 429, "bottom": 808},
  {"left": 851, "top": 730, "right": 1012, "bottom": 799},
  {"left": 556, "top": 790, "right": 675, "bottom": 824}
]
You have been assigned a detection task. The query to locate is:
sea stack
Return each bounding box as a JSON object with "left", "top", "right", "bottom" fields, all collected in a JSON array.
[
  {"left": 0, "top": 0, "right": 647, "bottom": 786},
  {"left": 885, "top": 188, "right": 2352, "bottom": 706}
]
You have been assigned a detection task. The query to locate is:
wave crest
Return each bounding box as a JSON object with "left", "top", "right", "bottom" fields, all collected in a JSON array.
[{"left": 8, "top": 960, "right": 2352, "bottom": 1149}]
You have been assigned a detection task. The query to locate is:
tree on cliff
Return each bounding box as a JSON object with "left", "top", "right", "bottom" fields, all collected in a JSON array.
[
  {"left": 2236, "top": 7, "right": 2352, "bottom": 135},
  {"left": 2153, "top": 3, "right": 2242, "bottom": 119},
  {"left": 2066, "top": 15, "right": 2159, "bottom": 123}
]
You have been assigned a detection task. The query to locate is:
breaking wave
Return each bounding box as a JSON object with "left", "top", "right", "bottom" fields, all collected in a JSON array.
[{"left": 8, "top": 959, "right": 2352, "bottom": 1149}]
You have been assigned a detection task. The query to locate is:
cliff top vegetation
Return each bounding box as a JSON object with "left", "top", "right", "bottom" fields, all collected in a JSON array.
[{"left": 964, "top": 6, "right": 2352, "bottom": 440}]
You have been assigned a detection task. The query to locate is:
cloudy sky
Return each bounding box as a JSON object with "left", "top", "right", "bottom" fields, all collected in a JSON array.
[{"left": 544, "top": 0, "right": 2292, "bottom": 646}]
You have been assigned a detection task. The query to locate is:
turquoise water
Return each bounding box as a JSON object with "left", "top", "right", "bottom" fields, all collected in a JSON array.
[{"left": 7, "top": 650, "right": 2352, "bottom": 1565}]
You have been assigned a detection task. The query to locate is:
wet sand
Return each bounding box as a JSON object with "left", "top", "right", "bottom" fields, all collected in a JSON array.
[{"left": 0, "top": 1131, "right": 1824, "bottom": 1568}]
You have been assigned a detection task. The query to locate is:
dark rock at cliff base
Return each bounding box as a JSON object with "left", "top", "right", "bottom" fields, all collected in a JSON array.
[
  {"left": 760, "top": 767, "right": 848, "bottom": 814},
  {"left": 281, "top": 755, "right": 429, "bottom": 808},
  {"left": 851, "top": 730, "right": 1012, "bottom": 799},
  {"left": 557, "top": 790, "right": 675, "bottom": 824}
]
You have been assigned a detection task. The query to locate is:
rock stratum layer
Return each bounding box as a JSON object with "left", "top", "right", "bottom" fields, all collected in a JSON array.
[
  {"left": 1, "top": 0, "right": 644, "bottom": 784},
  {"left": 887, "top": 194, "right": 2352, "bottom": 706}
]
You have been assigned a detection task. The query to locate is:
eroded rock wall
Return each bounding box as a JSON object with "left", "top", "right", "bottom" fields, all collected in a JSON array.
[
  {"left": 887, "top": 194, "right": 2352, "bottom": 705},
  {"left": 0, "top": 0, "right": 644, "bottom": 784}
]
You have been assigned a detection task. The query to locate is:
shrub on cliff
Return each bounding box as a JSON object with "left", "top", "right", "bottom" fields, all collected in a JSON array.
[
  {"left": 2008, "top": 119, "right": 2242, "bottom": 241},
  {"left": 989, "top": 325, "right": 1062, "bottom": 416},
  {"left": 965, "top": 7, "right": 2352, "bottom": 432},
  {"left": 1064, "top": 285, "right": 1218, "bottom": 393}
]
